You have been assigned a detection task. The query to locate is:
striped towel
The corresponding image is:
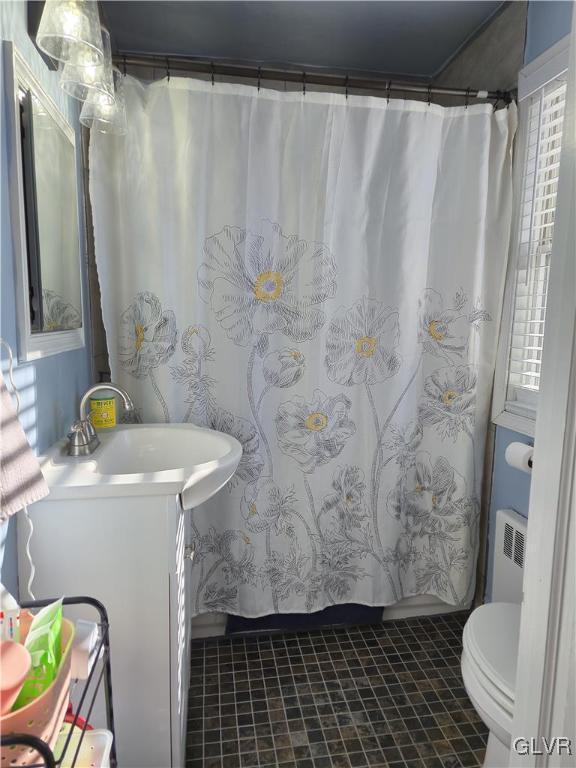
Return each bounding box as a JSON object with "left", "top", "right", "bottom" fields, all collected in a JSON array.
[{"left": 0, "top": 371, "right": 49, "bottom": 521}]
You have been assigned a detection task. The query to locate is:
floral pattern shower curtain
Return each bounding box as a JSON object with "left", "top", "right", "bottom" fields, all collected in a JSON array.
[{"left": 90, "top": 78, "right": 516, "bottom": 617}]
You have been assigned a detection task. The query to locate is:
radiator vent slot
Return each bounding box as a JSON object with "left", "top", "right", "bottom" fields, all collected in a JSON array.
[
  {"left": 503, "top": 521, "right": 524, "bottom": 567},
  {"left": 493, "top": 509, "right": 528, "bottom": 603},
  {"left": 503, "top": 523, "right": 514, "bottom": 559},
  {"left": 514, "top": 531, "right": 525, "bottom": 567}
]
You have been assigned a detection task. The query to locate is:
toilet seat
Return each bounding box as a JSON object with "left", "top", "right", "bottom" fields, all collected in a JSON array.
[
  {"left": 461, "top": 602, "right": 521, "bottom": 751},
  {"left": 461, "top": 603, "right": 521, "bottom": 766},
  {"left": 463, "top": 638, "right": 514, "bottom": 717},
  {"left": 463, "top": 602, "right": 520, "bottom": 707}
]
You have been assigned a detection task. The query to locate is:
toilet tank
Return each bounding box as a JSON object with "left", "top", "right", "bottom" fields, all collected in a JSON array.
[{"left": 493, "top": 508, "right": 527, "bottom": 603}]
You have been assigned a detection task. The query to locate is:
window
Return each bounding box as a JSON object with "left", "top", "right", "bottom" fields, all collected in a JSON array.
[
  {"left": 508, "top": 81, "right": 567, "bottom": 401},
  {"left": 493, "top": 37, "right": 569, "bottom": 436}
]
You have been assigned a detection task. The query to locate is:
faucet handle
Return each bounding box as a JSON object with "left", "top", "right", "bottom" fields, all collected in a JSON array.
[
  {"left": 67, "top": 419, "right": 100, "bottom": 456},
  {"left": 67, "top": 419, "right": 87, "bottom": 441}
]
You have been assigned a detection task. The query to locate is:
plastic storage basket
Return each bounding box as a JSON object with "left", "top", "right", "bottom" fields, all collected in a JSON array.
[
  {"left": 55, "top": 726, "right": 113, "bottom": 768},
  {"left": 1, "top": 612, "right": 75, "bottom": 767}
]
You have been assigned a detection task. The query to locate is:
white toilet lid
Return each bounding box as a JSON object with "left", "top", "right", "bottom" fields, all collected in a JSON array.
[{"left": 463, "top": 602, "right": 521, "bottom": 702}]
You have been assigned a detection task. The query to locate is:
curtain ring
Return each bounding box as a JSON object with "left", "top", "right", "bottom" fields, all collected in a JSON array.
[
  {"left": 302, "top": 71, "right": 306, "bottom": 96},
  {"left": 166, "top": 57, "right": 170, "bottom": 82},
  {"left": 257, "top": 66, "right": 261, "bottom": 92},
  {"left": 211, "top": 62, "right": 215, "bottom": 86},
  {"left": 386, "top": 80, "right": 391, "bottom": 104},
  {"left": 427, "top": 84, "right": 432, "bottom": 106},
  {"left": 465, "top": 87, "right": 470, "bottom": 109},
  {"left": 345, "top": 74, "right": 349, "bottom": 100}
]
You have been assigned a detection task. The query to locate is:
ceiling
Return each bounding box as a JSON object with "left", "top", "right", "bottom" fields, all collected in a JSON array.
[{"left": 101, "top": 1, "right": 506, "bottom": 80}]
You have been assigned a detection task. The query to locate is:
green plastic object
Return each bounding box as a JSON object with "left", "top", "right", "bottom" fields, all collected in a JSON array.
[{"left": 13, "top": 598, "right": 63, "bottom": 710}]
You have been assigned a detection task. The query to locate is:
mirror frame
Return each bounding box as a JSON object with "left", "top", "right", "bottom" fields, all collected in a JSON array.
[{"left": 3, "top": 41, "right": 85, "bottom": 362}]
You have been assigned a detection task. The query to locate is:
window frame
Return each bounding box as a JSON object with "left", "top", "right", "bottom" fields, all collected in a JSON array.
[{"left": 492, "top": 34, "right": 570, "bottom": 438}]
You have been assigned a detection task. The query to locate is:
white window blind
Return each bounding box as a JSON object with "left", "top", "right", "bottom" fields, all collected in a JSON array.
[{"left": 506, "top": 78, "right": 567, "bottom": 410}]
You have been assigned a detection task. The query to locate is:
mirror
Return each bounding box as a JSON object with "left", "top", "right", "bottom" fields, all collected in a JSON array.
[
  {"left": 20, "top": 89, "right": 82, "bottom": 333},
  {"left": 4, "top": 42, "right": 85, "bottom": 361}
]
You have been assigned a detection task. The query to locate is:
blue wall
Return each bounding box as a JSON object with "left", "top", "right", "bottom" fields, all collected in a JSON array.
[
  {"left": 0, "top": 3, "right": 92, "bottom": 596},
  {"left": 486, "top": 428, "right": 533, "bottom": 600},
  {"left": 485, "top": 0, "right": 573, "bottom": 602}
]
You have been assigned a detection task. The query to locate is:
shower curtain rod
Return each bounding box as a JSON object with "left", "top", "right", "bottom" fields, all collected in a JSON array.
[{"left": 114, "top": 53, "right": 514, "bottom": 103}]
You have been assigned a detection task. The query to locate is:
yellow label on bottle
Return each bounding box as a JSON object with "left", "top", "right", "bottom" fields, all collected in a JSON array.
[{"left": 90, "top": 396, "right": 116, "bottom": 429}]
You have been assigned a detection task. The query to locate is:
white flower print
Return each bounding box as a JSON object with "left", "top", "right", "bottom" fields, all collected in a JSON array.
[
  {"left": 260, "top": 546, "right": 311, "bottom": 602},
  {"left": 119, "top": 292, "right": 177, "bottom": 421},
  {"left": 195, "top": 527, "right": 256, "bottom": 585},
  {"left": 201, "top": 585, "right": 238, "bottom": 612},
  {"left": 390, "top": 531, "right": 419, "bottom": 567},
  {"left": 171, "top": 325, "right": 217, "bottom": 425},
  {"left": 221, "top": 531, "right": 257, "bottom": 585},
  {"left": 198, "top": 221, "right": 337, "bottom": 346},
  {"left": 42, "top": 289, "right": 81, "bottom": 331},
  {"left": 320, "top": 466, "right": 367, "bottom": 529},
  {"left": 119, "top": 292, "right": 178, "bottom": 379},
  {"left": 418, "top": 289, "right": 470, "bottom": 362},
  {"left": 387, "top": 452, "right": 471, "bottom": 605},
  {"left": 241, "top": 479, "right": 297, "bottom": 535},
  {"left": 419, "top": 366, "right": 476, "bottom": 440},
  {"left": 208, "top": 409, "right": 264, "bottom": 486},
  {"left": 315, "top": 539, "right": 366, "bottom": 601},
  {"left": 181, "top": 325, "right": 213, "bottom": 360},
  {"left": 387, "top": 451, "right": 467, "bottom": 534},
  {"left": 384, "top": 420, "right": 423, "bottom": 467},
  {"left": 275, "top": 390, "right": 356, "bottom": 473},
  {"left": 325, "top": 298, "right": 401, "bottom": 385},
  {"left": 263, "top": 348, "right": 306, "bottom": 388}
]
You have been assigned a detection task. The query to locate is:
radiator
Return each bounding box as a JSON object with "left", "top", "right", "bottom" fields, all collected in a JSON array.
[{"left": 493, "top": 508, "right": 527, "bottom": 603}]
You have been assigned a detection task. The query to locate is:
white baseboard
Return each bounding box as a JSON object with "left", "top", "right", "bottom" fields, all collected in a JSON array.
[
  {"left": 381, "top": 595, "right": 470, "bottom": 621},
  {"left": 191, "top": 612, "right": 227, "bottom": 639}
]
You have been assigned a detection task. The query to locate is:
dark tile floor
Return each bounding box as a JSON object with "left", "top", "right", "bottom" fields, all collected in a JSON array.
[{"left": 186, "top": 612, "right": 488, "bottom": 768}]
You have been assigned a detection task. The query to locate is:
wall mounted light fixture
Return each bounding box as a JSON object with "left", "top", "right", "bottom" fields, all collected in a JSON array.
[
  {"left": 60, "top": 25, "right": 114, "bottom": 104},
  {"left": 36, "top": 0, "right": 104, "bottom": 67},
  {"left": 35, "top": 0, "right": 127, "bottom": 136},
  {"left": 80, "top": 68, "right": 127, "bottom": 135}
]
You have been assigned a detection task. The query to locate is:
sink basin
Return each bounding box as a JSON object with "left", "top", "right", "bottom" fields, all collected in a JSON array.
[
  {"left": 93, "top": 426, "right": 236, "bottom": 475},
  {"left": 40, "top": 424, "right": 242, "bottom": 509}
]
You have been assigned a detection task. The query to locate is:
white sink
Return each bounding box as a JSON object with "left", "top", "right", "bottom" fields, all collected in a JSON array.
[{"left": 40, "top": 424, "right": 242, "bottom": 509}]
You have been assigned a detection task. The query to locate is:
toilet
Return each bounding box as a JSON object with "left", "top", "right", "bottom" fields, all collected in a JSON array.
[{"left": 461, "top": 602, "right": 521, "bottom": 767}]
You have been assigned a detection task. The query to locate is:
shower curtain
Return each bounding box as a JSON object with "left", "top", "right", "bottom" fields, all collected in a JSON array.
[{"left": 90, "top": 77, "right": 516, "bottom": 617}]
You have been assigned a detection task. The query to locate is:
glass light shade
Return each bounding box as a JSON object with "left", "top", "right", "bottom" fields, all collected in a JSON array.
[
  {"left": 60, "top": 26, "right": 114, "bottom": 104},
  {"left": 80, "top": 70, "right": 127, "bottom": 135},
  {"left": 36, "top": 0, "right": 104, "bottom": 67}
]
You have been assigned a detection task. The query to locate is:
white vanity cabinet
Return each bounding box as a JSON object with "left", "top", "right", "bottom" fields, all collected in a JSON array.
[
  {"left": 18, "top": 491, "right": 194, "bottom": 768},
  {"left": 17, "top": 425, "right": 241, "bottom": 767}
]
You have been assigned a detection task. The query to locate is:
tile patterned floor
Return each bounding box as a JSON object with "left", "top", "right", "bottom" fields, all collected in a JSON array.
[{"left": 186, "top": 612, "right": 488, "bottom": 768}]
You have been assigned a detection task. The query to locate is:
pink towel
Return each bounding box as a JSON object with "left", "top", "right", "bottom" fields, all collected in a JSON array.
[{"left": 0, "top": 371, "right": 49, "bottom": 521}]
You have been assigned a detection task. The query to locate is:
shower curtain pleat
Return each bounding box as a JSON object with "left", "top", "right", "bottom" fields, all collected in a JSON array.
[{"left": 89, "top": 77, "right": 516, "bottom": 617}]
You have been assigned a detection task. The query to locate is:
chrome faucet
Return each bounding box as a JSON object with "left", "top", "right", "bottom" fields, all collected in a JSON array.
[
  {"left": 79, "top": 383, "right": 135, "bottom": 424},
  {"left": 67, "top": 383, "right": 135, "bottom": 457}
]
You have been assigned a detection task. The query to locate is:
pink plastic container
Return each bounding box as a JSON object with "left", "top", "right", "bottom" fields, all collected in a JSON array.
[
  {"left": 0, "top": 611, "right": 75, "bottom": 766},
  {"left": 0, "top": 641, "right": 31, "bottom": 715}
]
